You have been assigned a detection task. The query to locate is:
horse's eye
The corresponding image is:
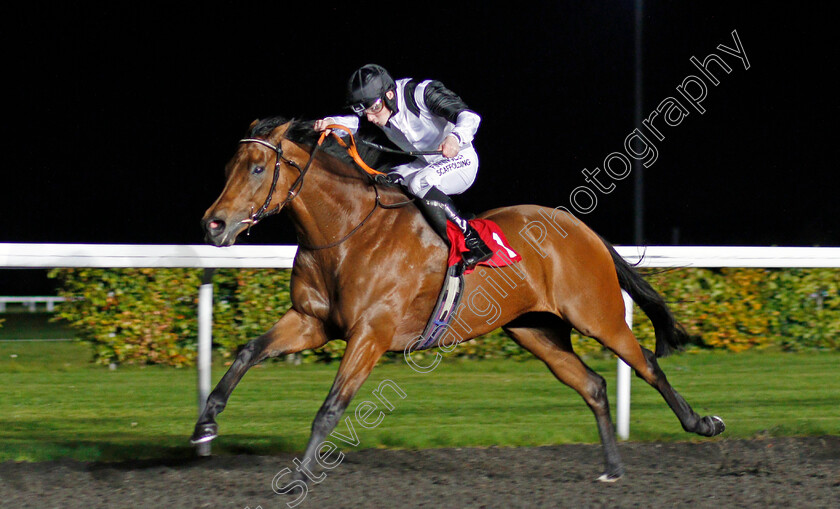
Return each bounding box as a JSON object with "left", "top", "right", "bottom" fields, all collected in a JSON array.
[{"left": 252, "top": 166, "right": 265, "bottom": 175}]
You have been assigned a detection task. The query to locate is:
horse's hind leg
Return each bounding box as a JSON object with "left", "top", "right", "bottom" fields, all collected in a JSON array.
[
  {"left": 638, "top": 346, "right": 725, "bottom": 436},
  {"left": 504, "top": 315, "right": 624, "bottom": 482},
  {"left": 190, "top": 309, "right": 328, "bottom": 445},
  {"left": 596, "top": 323, "right": 725, "bottom": 438}
]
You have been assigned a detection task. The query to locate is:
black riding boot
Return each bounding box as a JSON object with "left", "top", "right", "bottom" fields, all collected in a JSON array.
[{"left": 418, "top": 187, "right": 493, "bottom": 268}]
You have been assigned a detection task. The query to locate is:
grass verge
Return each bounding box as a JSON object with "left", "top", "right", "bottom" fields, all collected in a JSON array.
[{"left": 1, "top": 340, "right": 838, "bottom": 462}]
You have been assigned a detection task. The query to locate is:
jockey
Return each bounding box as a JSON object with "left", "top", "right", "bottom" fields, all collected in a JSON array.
[{"left": 314, "top": 63, "right": 492, "bottom": 268}]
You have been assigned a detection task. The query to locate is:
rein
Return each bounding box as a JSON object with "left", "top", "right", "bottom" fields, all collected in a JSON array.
[
  {"left": 238, "top": 126, "right": 413, "bottom": 250},
  {"left": 322, "top": 124, "right": 385, "bottom": 175},
  {"left": 322, "top": 124, "right": 443, "bottom": 171},
  {"left": 300, "top": 185, "right": 412, "bottom": 251}
]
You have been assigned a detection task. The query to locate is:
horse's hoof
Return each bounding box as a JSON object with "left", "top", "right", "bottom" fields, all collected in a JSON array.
[
  {"left": 596, "top": 464, "right": 624, "bottom": 483},
  {"left": 596, "top": 472, "right": 623, "bottom": 483},
  {"left": 709, "top": 415, "right": 726, "bottom": 436},
  {"left": 697, "top": 415, "right": 726, "bottom": 437},
  {"left": 190, "top": 422, "right": 218, "bottom": 445}
]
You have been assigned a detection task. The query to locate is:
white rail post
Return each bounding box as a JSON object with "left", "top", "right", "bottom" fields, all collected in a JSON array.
[
  {"left": 617, "top": 290, "right": 634, "bottom": 440},
  {"left": 196, "top": 268, "right": 215, "bottom": 456}
]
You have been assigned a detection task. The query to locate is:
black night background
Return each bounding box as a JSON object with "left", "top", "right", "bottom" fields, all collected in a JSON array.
[{"left": 1, "top": 2, "right": 835, "bottom": 294}]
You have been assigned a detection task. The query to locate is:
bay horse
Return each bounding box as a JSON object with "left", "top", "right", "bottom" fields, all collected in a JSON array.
[{"left": 192, "top": 116, "right": 724, "bottom": 482}]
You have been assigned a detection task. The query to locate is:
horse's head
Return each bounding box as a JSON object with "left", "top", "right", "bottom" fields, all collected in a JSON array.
[{"left": 202, "top": 118, "right": 310, "bottom": 246}]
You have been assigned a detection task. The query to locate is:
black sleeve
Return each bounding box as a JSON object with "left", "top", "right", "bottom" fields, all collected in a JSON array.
[{"left": 422, "top": 80, "right": 474, "bottom": 123}]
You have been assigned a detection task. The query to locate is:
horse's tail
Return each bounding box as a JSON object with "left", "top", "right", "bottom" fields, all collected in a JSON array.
[{"left": 599, "top": 236, "right": 689, "bottom": 357}]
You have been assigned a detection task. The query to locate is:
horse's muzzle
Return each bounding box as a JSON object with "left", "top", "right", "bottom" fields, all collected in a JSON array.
[{"left": 202, "top": 217, "right": 233, "bottom": 247}]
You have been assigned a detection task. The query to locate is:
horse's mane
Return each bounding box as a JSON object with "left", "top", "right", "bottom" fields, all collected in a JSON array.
[{"left": 247, "top": 116, "right": 414, "bottom": 175}]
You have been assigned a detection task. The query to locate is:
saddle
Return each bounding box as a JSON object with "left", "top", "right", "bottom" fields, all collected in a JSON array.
[{"left": 415, "top": 219, "right": 522, "bottom": 350}]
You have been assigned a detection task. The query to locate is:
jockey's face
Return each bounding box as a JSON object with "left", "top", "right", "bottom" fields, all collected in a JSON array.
[{"left": 366, "top": 90, "right": 394, "bottom": 126}]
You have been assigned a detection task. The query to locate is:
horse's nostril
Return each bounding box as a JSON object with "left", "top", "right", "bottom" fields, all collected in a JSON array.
[{"left": 204, "top": 218, "right": 225, "bottom": 235}]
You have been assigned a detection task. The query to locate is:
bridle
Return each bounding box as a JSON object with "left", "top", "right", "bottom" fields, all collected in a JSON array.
[
  {"left": 237, "top": 137, "right": 314, "bottom": 231},
  {"left": 237, "top": 130, "right": 413, "bottom": 249}
]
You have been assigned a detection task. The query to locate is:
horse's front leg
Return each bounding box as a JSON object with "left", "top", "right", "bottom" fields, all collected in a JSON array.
[
  {"left": 190, "top": 308, "right": 328, "bottom": 445},
  {"left": 293, "top": 322, "right": 393, "bottom": 482}
]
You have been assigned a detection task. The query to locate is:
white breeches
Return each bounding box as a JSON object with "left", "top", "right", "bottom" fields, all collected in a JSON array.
[{"left": 397, "top": 147, "right": 479, "bottom": 198}]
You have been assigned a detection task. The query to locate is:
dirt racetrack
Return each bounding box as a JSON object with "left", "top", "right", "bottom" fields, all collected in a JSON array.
[{"left": 1, "top": 436, "right": 837, "bottom": 508}]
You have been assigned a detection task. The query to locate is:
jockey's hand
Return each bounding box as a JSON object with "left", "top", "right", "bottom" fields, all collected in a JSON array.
[
  {"left": 313, "top": 118, "right": 334, "bottom": 133},
  {"left": 439, "top": 134, "right": 461, "bottom": 158},
  {"left": 373, "top": 172, "right": 404, "bottom": 186}
]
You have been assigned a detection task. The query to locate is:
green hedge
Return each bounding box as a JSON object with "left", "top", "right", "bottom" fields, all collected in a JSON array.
[
  {"left": 48, "top": 269, "right": 202, "bottom": 366},
  {"left": 47, "top": 267, "right": 840, "bottom": 367},
  {"left": 626, "top": 267, "right": 840, "bottom": 354},
  {"left": 47, "top": 268, "right": 288, "bottom": 367}
]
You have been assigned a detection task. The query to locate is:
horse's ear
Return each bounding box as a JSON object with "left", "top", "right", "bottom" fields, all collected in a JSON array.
[
  {"left": 242, "top": 119, "right": 261, "bottom": 138},
  {"left": 269, "top": 121, "right": 293, "bottom": 144}
]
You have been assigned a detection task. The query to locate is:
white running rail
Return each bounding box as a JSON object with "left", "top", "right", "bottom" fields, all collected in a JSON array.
[
  {"left": 0, "top": 296, "right": 65, "bottom": 312},
  {"left": 3, "top": 243, "right": 840, "bottom": 446}
]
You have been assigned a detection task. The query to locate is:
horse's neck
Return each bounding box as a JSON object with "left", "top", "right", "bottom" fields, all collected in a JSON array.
[{"left": 286, "top": 160, "right": 381, "bottom": 247}]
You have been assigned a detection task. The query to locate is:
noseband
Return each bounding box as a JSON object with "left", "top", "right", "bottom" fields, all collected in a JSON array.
[{"left": 237, "top": 137, "right": 317, "bottom": 229}]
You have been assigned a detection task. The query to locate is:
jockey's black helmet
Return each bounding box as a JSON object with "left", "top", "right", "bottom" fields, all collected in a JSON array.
[{"left": 346, "top": 64, "right": 397, "bottom": 115}]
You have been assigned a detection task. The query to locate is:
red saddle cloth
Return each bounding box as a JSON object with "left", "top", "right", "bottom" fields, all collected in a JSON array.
[{"left": 446, "top": 219, "right": 522, "bottom": 274}]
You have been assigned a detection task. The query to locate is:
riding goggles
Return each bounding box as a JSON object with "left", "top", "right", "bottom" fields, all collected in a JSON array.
[{"left": 351, "top": 97, "right": 384, "bottom": 117}]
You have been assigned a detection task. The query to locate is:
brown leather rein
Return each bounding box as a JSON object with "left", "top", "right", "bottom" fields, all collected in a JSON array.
[{"left": 238, "top": 124, "right": 412, "bottom": 250}]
